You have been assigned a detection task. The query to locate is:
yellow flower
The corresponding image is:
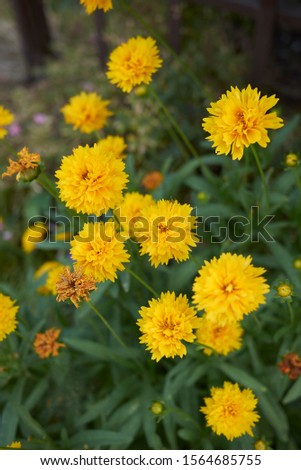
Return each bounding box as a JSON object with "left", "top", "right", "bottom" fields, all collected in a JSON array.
[
  {"left": 34, "top": 328, "right": 65, "bottom": 359},
  {"left": 45, "top": 265, "right": 66, "bottom": 295},
  {"left": 107, "top": 36, "right": 163, "bottom": 93},
  {"left": 34, "top": 261, "right": 62, "bottom": 295},
  {"left": 285, "top": 153, "right": 298, "bottom": 167},
  {"left": 196, "top": 315, "right": 243, "bottom": 356},
  {"left": 192, "top": 253, "right": 269, "bottom": 325},
  {"left": 6, "top": 441, "right": 22, "bottom": 449},
  {"left": 80, "top": 0, "right": 112, "bottom": 14},
  {"left": 97, "top": 135, "right": 127, "bottom": 159},
  {"left": 61, "top": 92, "right": 112, "bottom": 134},
  {"left": 56, "top": 266, "right": 97, "bottom": 308},
  {"left": 0, "top": 105, "right": 14, "bottom": 139},
  {"left": 200, "top": 382, "right": 260, "bottom": 441},
  {"left": 142, "top": 171, "right": 164, "bottom": 190},
  {"left": 55, "top": 144, "right": 128, "bottom": 216},
  {"left": 21, "top": 222, "right": 47, "bottom": 253},
  {"left": 138, "top": 200, "right": 197, "bottom": 268},
  {"left": 2, "top": 147, "right": 41, "bottom": 182},
  {"left": 0, "top": 293, "right": 18, "bottom": 342},
  {"left": 202, "top": 85, "right": 283, "bottom": 160},
  {"left": 137, "top": 291, "right": 201, "bottom": 362},
  {"left": 115, "top": 192, "right": 155, "bottom": 239},
  {"left": 70, "top": 221, "right": 130, "bottom": 282}
]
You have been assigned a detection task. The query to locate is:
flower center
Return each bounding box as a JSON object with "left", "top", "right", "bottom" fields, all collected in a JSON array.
[
  {"left": 158, "top": 222, "right": 168, "bottom": 233},
  {"left": 223, "top": 402, "right": 238, "bottom": 417}
]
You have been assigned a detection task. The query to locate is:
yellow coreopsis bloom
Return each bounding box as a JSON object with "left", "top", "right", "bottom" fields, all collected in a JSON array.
[
  {"left": 80, "top": 0, "right": 112, "bottom": 14},
  {"left": 137, "top": 291, "right": 201, "bottom": 362},
  {"left": 61, "top": 92, "right": 112, "bottom": 134},
  {"left": 196, "top": 315, "right": 243, "bottom": 356},
  {"left": 2, "top": 147, "right": 41, "bottom": 182},
  {"left": 97, "top": 135, "right": 127, "bottom": 159},
  {"left": 0, "top": 105, "right": 14, "bottom": 139},
  {"left": 21, "top": 222, "right": 47, "bottom": 253},
  {"left": 55, "top": 144, "right": 128, "bottom": 216},
  {"left": 0, "top": 293, "right": 18, "bottom": 342},
  {"left": 192, "top": 253, "right": 269, "bottom": 325},
  {"left": 45, "top": 264, "right": 66, "bottom": 295},
  {"left": 202, "top": 85, "right": 283, "bottom": 160},
  {"left": 200, "top": 382, "right": 260, "bottom": 441},
  {"left": 34, "top": 261, "right": 62, "bottom": 295},
  {"left": 107, "top": 36, "right": 163, "bottom": 93},
  {"left": 138, "top": 199, "right": 198, "bottom": 267},
  {"left": 70, "top": 221, "right": 130, "bottom": 282},
  {"left": 114, "top": 191, "right": 155, "bottom": 239}
]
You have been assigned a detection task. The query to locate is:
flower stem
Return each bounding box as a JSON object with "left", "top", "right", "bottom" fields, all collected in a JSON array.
[
  {"left": 87, "top": 300, "right": 128, "bottom": 350},
  {"left": 287, "top": 301, "right": 294, "bottom": 325},
  {"left": 294, "top": 168, "right": 301, "bottom": 193},
  {"left": 125, "top": 266, "right": 159, "bottom": 297},
  {"left": 251, "top": 145, "right": 270, "bottom": 210},
  {"left": 149, "top": 86, "right": 199, "bottom": 159},
  {"left": 37, "top": 172, "right": 60, "bottom": 201}
]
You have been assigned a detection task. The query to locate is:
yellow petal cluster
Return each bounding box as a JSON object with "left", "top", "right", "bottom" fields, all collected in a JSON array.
[
  {"left": 202, "top": 85, "right": 283, "bottom": 160},
  {"left": 80, "top": 0, "right": 112, "bottom": 14},
  {"left": 137, "top": 291, "right": 201, "bottom": 362},
  {"left": 70, "top": 221, "right": 130, "bottom": 282},
  {"left": 200, "top": 382, "right": 260, "bottom": 441},
  {"left": 97, "top": 135, "right": 127, "bottom": 159},
  {"left": 0, "top": 293, "right": 18, "bottom": 342},
  {"left": 139, "top": 199, "right": 198, "bottom": 267},
  {"left": 45, "top": 264, "right": 66, "bottom": 295},
  {"left": 192, "top": 253, "right": 269, "bottom": 325},
  {"left": 21, "top": 222, "right": 47, "bottom": 253},
  {"left": 61, "top": 92, "right": 112, "bottom": 134},
  {"left": 196, "top": 315, "right": 243, "bottom": 356},
  {"left": 55, "top": 144, "right": 128, "bottom": 216},
  {"left": 34, "top": 261, "right": 62, "bottom": 295},
  {"left": 114, "top": 191, "right": 155, "bottom": 239},
  {"left": 0, "top": 105, "right": 14, "bottom": 139},
  {"left": 107, "top": 36, "right": 163, "bottom": 93}
]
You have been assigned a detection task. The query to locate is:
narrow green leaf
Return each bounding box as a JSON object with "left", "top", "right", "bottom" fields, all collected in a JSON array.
[
  {"left": 282, "top": 376, "right": 301, "bottom": 404},
  {"left": 15, "top": 404, "right": 48, "bottom": 439},
  {"left": 257, "top": 392, "right": 289, "bottom": 441},
  {"left": 218, "top": 363, "right": 267, "bottom": 393}
]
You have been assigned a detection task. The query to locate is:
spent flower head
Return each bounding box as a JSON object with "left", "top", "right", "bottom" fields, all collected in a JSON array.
[
  {"left": 2, "top": 147, "right": 41, "bottom": 182},
  {"left": 56, "top": 266, "right": 97, "bottom": 308}
]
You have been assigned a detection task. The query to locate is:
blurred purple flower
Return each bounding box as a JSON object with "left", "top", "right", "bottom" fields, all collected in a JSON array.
[
  {"left": 2, "top": 231, "right": 13, "bottom": 241},
  {"left": 33, "top": 113, "right": 48, "bottom": 125},
  {"left": 8, "top": 122, "right": 21, "bottom": 137},
  {"left": 81, "top": 82, "right": 94, "bottom": 92}
]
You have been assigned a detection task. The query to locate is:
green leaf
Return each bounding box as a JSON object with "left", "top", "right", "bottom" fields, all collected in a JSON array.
[
  {"left": 218, "top": 363, "right": 267, "bottom": 393},
  {"left": 266, "top": 241, "right": 301, "bottom": 295},
  {"left": 268, "top": 114, "right": 300, "bottom": 154},
  {"left": 15, "top": 404, "right": 48, "bottom": 439},
  {"left": 257, "top": 392, "right": 289, "bottom": 441},
  {"left": 282, "top": 376, "right": 301, "bottom": 404},
  {"left": 68, "top": 430, "right": 130, "bottom": 449},
  {"left": 0, "top": 379, "right": 25, "bottom": 444},
  {"left": 24, "top": 378, "right": 49, "bottom": 411}
]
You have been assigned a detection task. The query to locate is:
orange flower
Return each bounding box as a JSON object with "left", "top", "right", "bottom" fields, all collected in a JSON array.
[
  {"left": 56, "top": 266, "right": 97, "bottom": 308},
  {"left": 278, "top": 353, "right": 301, "bottom": 380},
  {"left": 142, "top": 171, "right": 163, "bottom": 190},
  {"left": 34, "top": 328, "right": 65, "bottom": 359}
]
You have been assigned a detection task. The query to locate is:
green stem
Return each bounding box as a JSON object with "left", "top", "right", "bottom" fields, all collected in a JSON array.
[
  {"left": 149, "top": 86, "right": 199, "bottom": 159},
  {"left": 37, "top": 172, "right": 60, "bottom": 201},
  {"left": 251, "top": 145, "right": 270, "bottom": 210},
  {"left": 287, "top": 301, "right": 294, "bottom": 325},
  {"left": 125, "top": 267, "right": 159, "bottom": 297},
  {"left": 0, "top": 139, "right": 18, "bottom": 155},
  {"left": 294, "top": 168, "right": 301, "bottom": 193},
  {"left": 87, "top": 300, "right": 128, "bottom": 350},
  {"left": 159, "top": 109, "right": 190, "bottom": 161}
]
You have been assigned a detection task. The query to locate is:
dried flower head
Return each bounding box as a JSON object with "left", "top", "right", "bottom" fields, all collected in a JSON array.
[
  {"left": 56, "top": 266, "right": 97, "bottom": 307},
  {"left": 203, "top": 85, "right": 283, "bottom": 160},
  {"left": 2, "top": 147, "right": 41, "bottom": 182},
  {"left": 278, "top": 353, "right": 301, "bottom": 380},
  {"left": 34, "top": 328, "right": 65, "bottom": 359},
  {"left": 142, "top": 171, "right": 164, "bottom": 190}
]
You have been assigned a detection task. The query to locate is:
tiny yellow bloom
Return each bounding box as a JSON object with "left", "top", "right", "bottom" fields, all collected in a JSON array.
[
  {"left": 96, "top": 135, "right": 127, "bottom": 159},
  {"left": 192, "top": 253, "right": 269, "bottom": 325},
  {"left": 56, "top": 144, "right": 128, "bottom": 216},
  {"left": 200, "top": 382, "right": 260, "bottom": 441},
  {"left": 21, "top": 222, "right": 47, "bottom": 253},
  {"left": 70, "top": 221, "right": 130, "bottom": 282},
  {"left": 293, "top": 258, "right": 301, "bottom": 270},
  {"left": 34, "top": 261, "right": 62, "bottom": 295},
  {"left": 80, "top": 0, "right": 112, "bottom": 14},
  {"left": 139, "top": 199, "right": 198, "bottom": 267},
  {"left": 6, "top": 441, "right": 22, "bottom": 449},
  {"left": 285, "top": 153, "right": 298, "bottom": 167},
  {"left": 107, "top": 36, "right": 163, "bottom": 93},
  {"left": 137, "top": 291, "right": 201, "bottom": 362},
  {"left": 276, "top": 282, "right": 293, "bottom": 299},
  {"left": 196, "top": 315, "right": 243, "bottom": 356},
  {"left": 150, "top": 401, "right": 166, "bottom": 416},
  {"left": 0, "top": 293, "right": 18, "bottom": 342},
  {"left": 254, "top": 439, "right": 268, "bottom": 450},
  {"left": 203, "top": 85, "right": 283, "bottom": 160},
  {"left": 0, "top": 105, "right": 14, "bottom": 139},
  {"left": 61, "top": 92, "right": 112, "bottom": 134}
]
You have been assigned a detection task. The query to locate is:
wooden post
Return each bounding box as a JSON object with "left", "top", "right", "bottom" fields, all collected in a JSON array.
[{"left": 94, "top": 10, "right": 108, "bottom": 69}]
